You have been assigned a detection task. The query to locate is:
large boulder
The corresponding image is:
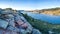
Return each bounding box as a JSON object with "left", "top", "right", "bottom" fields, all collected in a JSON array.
[
  {"left": 14, "top": 14, "right": 28, "bottom": 28},
  {"left": 0, "top": 19, "right": 8, "bottom": 29},
  {"left": 14, "top": 14, "right": 33, "bottom": 34},
  {"left": 20, "top": 16, "right": 33, "bottom": 33},
  {"left": 32, "top": 29, "right": 42, "bottom": 34},
  {"left": 14, "top": 14, "right": 24, "bottom": 25},
  {"left": 0, "top": 14, "right": 15, "bottom": 27},
  {"left": 7, "top": 26, "right": 20, "bottom": 32},
  {"left": 5, "top": 14, "right": 15, "bottom": 27},
  {"left": 0, "top": 29, "right": 18, "bottom": 34}
]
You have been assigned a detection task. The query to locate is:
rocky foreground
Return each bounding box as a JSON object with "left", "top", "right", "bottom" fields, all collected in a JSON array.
[{"left": 0, "top": 8, "right": 41, "bottom": 34}]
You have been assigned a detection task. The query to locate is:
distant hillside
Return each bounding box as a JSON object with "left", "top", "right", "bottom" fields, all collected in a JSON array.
[
  {"left": 29, "top": 7, "right": 60, "bottom": 16},
  {"left": 41, "top": 7, "right": 60, "bottom": 16}
]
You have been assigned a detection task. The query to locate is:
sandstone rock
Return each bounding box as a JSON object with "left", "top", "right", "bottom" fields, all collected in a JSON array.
[
  {"left": 3, "top": 31, "right": 18, "bottom": 34},
  {"left": 0, "top": 9, "right": 41, "bottom": 34},
  {"left": 8, "top": 18, "right": 15, "bottom": 27},
  {"left": 19, "top": 15, "right": 33, "bottom": 33},
  {"left": 14, "top": 14, "right": 24, "bottom": 25},
  {"left": 0, "top": 19, "right": 8, "bottom": 29},
  {"left": 14, "top": 14, "right": 28, "bottom": 29},
  {"left": 1, "top": 14, "right": 15, "bottom": 27},
  {"left": 20, "top": 16, "right": 33, "bottom": 34},
  {"left": 0, "top": 29, "right": 18, "bottom": 34},
  {"left": 7, "top": 26, "right": 20, "bottom": 32},
  {"left": 21, "top": 23, "right": 28, "bottom": 29},
  {"left": 5, "top": 17, "right": 15, "bottom": 27}
]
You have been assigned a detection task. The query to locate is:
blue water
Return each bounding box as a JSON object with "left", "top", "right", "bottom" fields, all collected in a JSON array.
[{"left": 21, "top": 12, "right": 60, "bottom": 24}]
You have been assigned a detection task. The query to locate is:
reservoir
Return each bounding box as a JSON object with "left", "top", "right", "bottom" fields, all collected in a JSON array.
[{"left": 21, "top": 11, "right": 60, "bottom": 24}]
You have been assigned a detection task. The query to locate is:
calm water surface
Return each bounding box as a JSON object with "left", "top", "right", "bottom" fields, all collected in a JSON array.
[{"left": 21, "top": 12, "right": 60, "bottom": 24}]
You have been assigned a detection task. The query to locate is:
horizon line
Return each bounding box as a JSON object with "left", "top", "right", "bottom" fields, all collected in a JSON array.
[{"left": 0, "top": 7, "right": 60, "bottom": 10}]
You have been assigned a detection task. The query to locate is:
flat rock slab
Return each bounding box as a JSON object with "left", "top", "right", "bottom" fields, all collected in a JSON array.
[{"left": 0, "top": 19, "right": 8, "bottom": 29}]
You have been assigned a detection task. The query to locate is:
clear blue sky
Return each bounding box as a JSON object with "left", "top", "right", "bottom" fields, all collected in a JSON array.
[{"left": 0, "top": 0, "right": 60, "bottom": 10}]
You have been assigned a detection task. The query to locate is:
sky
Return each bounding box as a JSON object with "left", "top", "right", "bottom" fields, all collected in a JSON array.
[{"left": 0, "top": 0, "right": 60, "bottom": 10}]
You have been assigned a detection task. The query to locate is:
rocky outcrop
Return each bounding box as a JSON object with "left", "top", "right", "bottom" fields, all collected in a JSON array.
[
  {"left": 0, "top": 19, "right": 8, "bottom": 29},
  {"left": 0, "top": 9, "right": 42, "bottom": 34}
]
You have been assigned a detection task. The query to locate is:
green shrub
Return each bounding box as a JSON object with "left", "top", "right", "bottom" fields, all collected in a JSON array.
[{"left": 22, "top": 13, "right": 60, "bottom": 34}]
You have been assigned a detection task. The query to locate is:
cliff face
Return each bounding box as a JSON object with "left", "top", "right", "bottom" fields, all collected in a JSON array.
[{"left": 0, "top": 8, "right": 41, "bottom": 34}]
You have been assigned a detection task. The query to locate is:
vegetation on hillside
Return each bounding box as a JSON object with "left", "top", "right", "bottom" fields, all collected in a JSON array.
[
  {"left": 42, "top": 7, "right": 60, "bottom": 16},
  {"left": 41, "top": 7, "right": 60, "bottom": 16},
  {"left": 23, "top": 13, "right": 60, "bottom": 34}
]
